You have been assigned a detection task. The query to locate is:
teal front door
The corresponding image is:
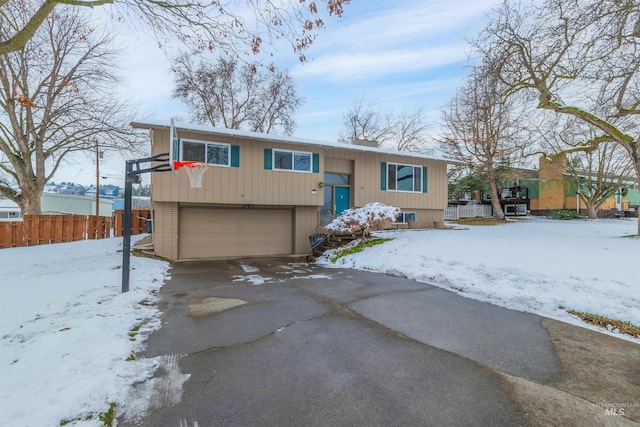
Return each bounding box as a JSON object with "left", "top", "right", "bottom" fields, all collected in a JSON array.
[{"left": 335, "top": 186, "right": 350, "bottom": 216}]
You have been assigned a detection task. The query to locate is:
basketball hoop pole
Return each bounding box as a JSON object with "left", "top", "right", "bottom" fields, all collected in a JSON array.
[{"left": 122, "top": 153, "right": 171, "bottom": 293}]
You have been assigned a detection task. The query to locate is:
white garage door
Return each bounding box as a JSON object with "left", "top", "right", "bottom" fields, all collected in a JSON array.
[{"left": 179, "top": 208, "right": 293, "bottom": 259}]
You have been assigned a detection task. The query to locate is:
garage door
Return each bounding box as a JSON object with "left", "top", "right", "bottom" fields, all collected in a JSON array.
[{"left": 179, "top": 208, "right": 293, "bottom": 259}]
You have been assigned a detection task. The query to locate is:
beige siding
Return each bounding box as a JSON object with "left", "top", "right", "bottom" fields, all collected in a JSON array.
[
  {"left": 324, "top": 150, "right": 448, "bottom": 210},
  {"left": 150, "top": 129, "right": 447, "bottom": 211},
  {"left": 293, "top": 206, "right": 321, "bottom": 253},
  {"left": 404, "top": 209, "right": 444, "bottom": 228},
  {"left": 144, "top": 126, "right": 450, "bottom": 259},
  {"left": 152, "top": 202, "right": 178, "bottom": 260},
  {"left": 179, "top": 207, "right": 293, "bottom": 259},
  {"left": 152, "top": 129, "right": 323, "bottom": 207},
  {"left": 325, "top": 158, "right": 353, "bottom": 174}
]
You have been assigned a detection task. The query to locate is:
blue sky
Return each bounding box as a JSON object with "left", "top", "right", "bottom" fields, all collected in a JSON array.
[{"left": 55, "top": 0, "right": 501, "bottom": 185}]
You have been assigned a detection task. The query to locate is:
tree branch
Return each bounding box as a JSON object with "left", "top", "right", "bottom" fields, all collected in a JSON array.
[{"left": 0, "top": 0, "right": 57, "bottom": 55}]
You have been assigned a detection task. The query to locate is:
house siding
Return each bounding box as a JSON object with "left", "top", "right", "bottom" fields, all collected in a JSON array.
[
  {"left": 151, "top": 128, "right": 447, "bottom": 211},
  {"left": 153, "top": 202, "right": 178, "bottom": 260},
  {"left": 320, "top": 150, "right": 447, "bottom": 210},
  {"left": 352, "top": 154, "right": 447, "bottom": 210},
  {"left": 562, "top": 196, "right": 628, "bottom": 211},
  {"left": 325, "top": 157, "right": 354, "bottom": 174},
  {"left": 294, "top": 205, "right": 321, "bottom": 253},
  {"left": 142, "top": 124, "right": 451, "bottom": 260},
  {"left": 152, "top": 129, "right": 323, "bottom": 207}
]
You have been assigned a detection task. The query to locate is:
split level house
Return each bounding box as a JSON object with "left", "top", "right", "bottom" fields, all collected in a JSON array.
[{"left": 132, "top": 120, "right": 455, "bottom": 261}]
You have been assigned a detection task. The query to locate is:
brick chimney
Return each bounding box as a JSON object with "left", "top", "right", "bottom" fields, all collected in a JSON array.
[
  {"left": 538, "top": 153, "right": 567, "bottom": 210},
  {"left": 353, "top": 138, "right": 379, "bottom": 148}
]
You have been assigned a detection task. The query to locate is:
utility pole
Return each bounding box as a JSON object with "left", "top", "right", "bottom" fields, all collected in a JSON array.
[{"left": 95, "top": 141, "right": 100, "bottom": 223}]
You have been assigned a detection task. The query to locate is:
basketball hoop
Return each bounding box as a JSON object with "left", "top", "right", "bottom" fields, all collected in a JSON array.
[{"left": 173, "top": 161, "right": 209, "bottom": 188}]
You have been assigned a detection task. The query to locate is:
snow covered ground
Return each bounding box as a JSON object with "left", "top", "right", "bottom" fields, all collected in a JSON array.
[
  {"left": 1, "top": 218, "right": 638, "bottom": 426},
  {"left": 319, "top": 217, "right": 640, "bottom": 343},
  {"left": 0, "top": 235, "right": 171, "bottom": 427}
]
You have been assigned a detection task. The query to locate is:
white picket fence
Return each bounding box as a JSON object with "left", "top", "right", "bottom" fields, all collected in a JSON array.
[{"left": 445, "top": 204, "right": 493, "bottom": 220}]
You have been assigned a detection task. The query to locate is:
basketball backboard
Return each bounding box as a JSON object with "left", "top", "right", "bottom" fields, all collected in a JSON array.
[{"left": 169, "top": 118, "right": 179, "bottom": 173}]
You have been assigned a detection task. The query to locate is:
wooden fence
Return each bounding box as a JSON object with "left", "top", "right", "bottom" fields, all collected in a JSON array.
[
  {"left": 0, "top": 214, "right": 112, "bottom": 249},
  {"left": 0, "top": 209, "right": 153, "bottom": 249},
  {"left": 113, "top": 209, "right": 153, "bottom": 237}
]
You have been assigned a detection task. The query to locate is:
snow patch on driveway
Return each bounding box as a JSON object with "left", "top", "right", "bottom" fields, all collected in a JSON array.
[{"left": 232, "top": 274, "right": 273, "bottom": 285}]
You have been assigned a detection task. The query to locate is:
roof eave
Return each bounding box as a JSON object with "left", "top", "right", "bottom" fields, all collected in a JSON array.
[{"left": 131, "top": 119, "right": 463, "bottom": 165}]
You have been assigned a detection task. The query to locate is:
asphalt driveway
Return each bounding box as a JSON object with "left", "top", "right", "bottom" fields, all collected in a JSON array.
[{"left": 129, "top": 258, "right": 640, "bottom": 426}]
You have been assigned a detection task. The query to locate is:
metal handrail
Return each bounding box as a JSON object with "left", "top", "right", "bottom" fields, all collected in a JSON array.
[{"left": 309, "top": 233, "right": 328, "bottom": 251}]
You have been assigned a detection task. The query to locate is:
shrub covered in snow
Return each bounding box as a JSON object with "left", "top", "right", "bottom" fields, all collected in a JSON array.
[{"left": 325, "top": 202, "right": 401, "bottom": 239}]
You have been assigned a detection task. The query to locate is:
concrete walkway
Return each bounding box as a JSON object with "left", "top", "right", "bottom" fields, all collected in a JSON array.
[{"left": 129, "top": 258, "right": 640, "bottom": 426}]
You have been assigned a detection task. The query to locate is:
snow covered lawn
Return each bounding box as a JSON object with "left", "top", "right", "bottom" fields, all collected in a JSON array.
[
  {"left": 0, "top": 236, "right": 171, "bottom": 426},
  {"left": 319, "top": 217, "right": 640, "bottom": 343},
  {"left": 1, "top": 219, "right": 637, "bottom": 426}
]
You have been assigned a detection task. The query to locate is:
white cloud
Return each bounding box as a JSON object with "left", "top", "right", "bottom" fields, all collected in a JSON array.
[
  {"left": 293, "top": 42, "right": 470, "bottom": 81},
  {"left": 315, "top": 0, "right": 499, "bottom": 52},
  {"left": 290, "top": 0, "right": 501, "bottom": 82}
]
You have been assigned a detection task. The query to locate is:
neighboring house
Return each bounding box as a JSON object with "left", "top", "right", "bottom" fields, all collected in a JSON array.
[
  {"left": 41, "top": 193, "right": 113, "bottom": 216},
  {"left": 0, "top": 198, "right": 22, "bottom": 221},
  {"left": 131, "top": 120, "right": 455, "bottom": 261},
  {"left": 112, "top": 197, "right": 152, "bottom": 211},
  {"left": 478, "top": 154, "right": 639, "bottom": 216},
  {"left": 0, "top": 193, "right": 113, "bottom": 219}
]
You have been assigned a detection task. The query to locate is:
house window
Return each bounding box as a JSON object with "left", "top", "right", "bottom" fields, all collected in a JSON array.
[
  {"left": 0, "top": 211, "right": 20, "bottom": 219},
  {"left": 505, "top": 204, "right": 527, "bottom": 216},
  {"left": 395, "top": 212, "right": 417, "bottom": 223},
  {"left": 324, "top": 173, "right": 349, "bottom": 185},
  {"left": 273, "top": 149, "right": 312, "bottom": 172},
  {"left": 388, "top": 163, "right": 422, "bottom": 192},
  {"left": 181, "top": 139, "right": 230, "bottom": 167}
]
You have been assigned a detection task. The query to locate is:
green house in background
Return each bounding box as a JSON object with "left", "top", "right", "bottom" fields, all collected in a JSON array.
[{"left": 473, "top": 155, "right": 638, "bottom": 216}]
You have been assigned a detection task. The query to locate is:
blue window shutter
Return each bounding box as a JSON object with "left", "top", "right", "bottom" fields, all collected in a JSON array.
[
  {"left": 422, "top": 166, "right": 428, "bottom": 193},
  {"left": 380, "top": 162, "right": 387, "bottom": 191},
  {"left": 231, "top": 145, "right": 240, "bottom": 167},
  {"left": 312, "top": 153, "right": 320, "bottom": 173},
  {"left": 264, "top": 148, "right": 272, "bottom": 170}
]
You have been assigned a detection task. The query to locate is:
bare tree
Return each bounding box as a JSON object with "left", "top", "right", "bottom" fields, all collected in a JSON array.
[
  {"left": 440, "top": 64, "right": 529, "bottom": 220},
  {"left": 339, "top": 98, "right": 393, "bottom": 147},
  {"left": 339, "top": 98, "right": 430, "bottom": 152},
  {"left": 0, "top": 0, "right": 349, "bottom": 60},
  {"left": 536, "top": 117, "right": 635, "bottom": 218},
  {"left": 448, "top": 167, "right": 487, "bottom": 201},
  {"left": 0, "top": 6, "right": 142, "bottom": 214},
  {"left": 478, "top": 0, "right": 640, "bottom": 233},
  {"left": 172, "top": 55, "right": 303, "bottom": 135},
  {"left": 394, "top": 109, "right": 431, "bottom": 152},
  {"left": 568, "top": 143, "right": 634, "bottom": 219}
]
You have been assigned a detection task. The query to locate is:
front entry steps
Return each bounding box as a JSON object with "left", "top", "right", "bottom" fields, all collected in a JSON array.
[{"left": 308, "top": 233, "right": 361, "bottom": 260}]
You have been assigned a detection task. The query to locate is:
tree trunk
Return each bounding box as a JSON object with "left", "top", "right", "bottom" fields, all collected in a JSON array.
[
  {"left": 635, "top": 180, "right": 640, "bottom": 237},
  {"left": 586, "top": 204, "right": 598, "bottom": 219},
  {"left": 16, "top": 187, "right": 42, "bottom": 215},
  {"left": 487, "top": 169, "right": 505, "bottom": 220},
  {"left": 632, "top": 157, "right": 640, "bottom": 236}
]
